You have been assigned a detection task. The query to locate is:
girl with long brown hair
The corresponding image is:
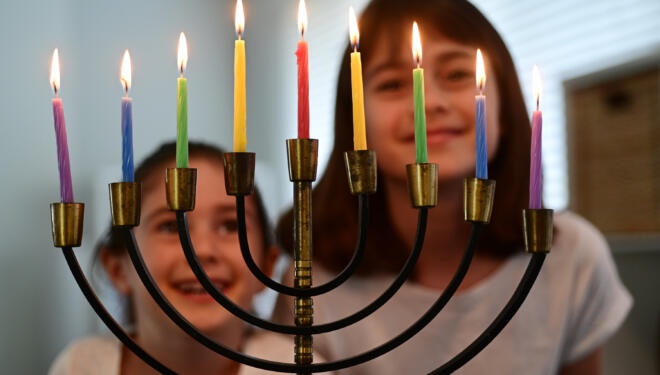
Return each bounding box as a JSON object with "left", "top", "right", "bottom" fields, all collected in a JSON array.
[{"left": 275, "top": 0, "right": 631, "bottom": 373}]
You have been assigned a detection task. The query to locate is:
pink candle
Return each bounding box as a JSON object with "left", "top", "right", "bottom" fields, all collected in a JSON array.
[
  {"left": 296, "top": 0, "right": 309, "bottom": 139},
  {"left": 529, "top": 66, "right": 543, "bottom": 209},
  {"left": 50, "top": 49, "right": 74, "bottom": 203}
]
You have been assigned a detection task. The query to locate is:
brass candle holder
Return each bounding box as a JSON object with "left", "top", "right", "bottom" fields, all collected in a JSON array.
[
  {"left": 523, "top": 209, "right": 554, "bottom": 253},
  {"left": 50, "top": 202, "right": 85, "bottom": 248},
  {"left": 109, "top": 182, "right": 141, "bottom": 227},
  {"left": 223, "top": 152, "right": 256, "bottom": 196},
  {"left": 464, "top": 178, "right": 496, "bottom": 224},
  {"left": 165, "top": 168, "right": 197, "bottom": 211},
  {"left": 406, "top": 163, "right": 438, "bottom": 208},
  {"left": 51, "top": 139, "right": 553, "bottom": 375},
  {"left": 344, "top": 150, "right": 377, "bottom": 195}
]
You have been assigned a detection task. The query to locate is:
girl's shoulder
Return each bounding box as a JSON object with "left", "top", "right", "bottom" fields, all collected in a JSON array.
[
  {"left": 553, "top": 210, "right": 610, "bottom": 259},
  {"left": 48, "top": 335, "right": 121, "bottom": 375}
]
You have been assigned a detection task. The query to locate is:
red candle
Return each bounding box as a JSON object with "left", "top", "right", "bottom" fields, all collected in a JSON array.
[{"left": 296, "top": 0, "right": 309, "bottom": 139}]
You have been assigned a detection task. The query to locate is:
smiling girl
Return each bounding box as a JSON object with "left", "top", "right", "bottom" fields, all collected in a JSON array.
[
  {"left": 274, "top": 1, "right": 632, "bottom": 374},
  {"left": 50, "top": 142, "right": 298, "bottom": 375}
]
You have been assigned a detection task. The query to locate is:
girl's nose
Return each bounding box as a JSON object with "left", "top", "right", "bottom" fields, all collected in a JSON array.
[
  {"left": 425, "top": 78, "right": 451, "bottom": 115},
  {"left": 191, "top": 228, "right": 221, "bottom": 266}
]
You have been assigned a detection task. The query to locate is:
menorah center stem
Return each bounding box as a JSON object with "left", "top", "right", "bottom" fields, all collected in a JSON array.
[{"left": 293, "top": 180, "right": 314, "bottom": 373}]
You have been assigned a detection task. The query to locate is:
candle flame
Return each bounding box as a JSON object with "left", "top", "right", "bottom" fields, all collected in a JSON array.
[
  {"left": 532, "top": 65, "right": 542, "bottom": 108},
  {"left": 177, "top": 32, "right": 188, "bottom": 75},
  {"left": 50, "top": 48, "right": 60, "bottom": 95},
  {"left": 236, "top": 0, "right": 245, "bottom": 39},
  {"left": 120, "top": 50, "right": 132, "bottom": 93},
  {"left": 349, "top": 6, "right": 359, "bottom": 50},
  {"left": 476, "top": 49, "right": 486, "bottom": 92},
  {"left": 412, "top": 22, "right": 422, "bottom": 67},
  {"left": 298, "top": 0, "right": 308, "bottom": 37}
]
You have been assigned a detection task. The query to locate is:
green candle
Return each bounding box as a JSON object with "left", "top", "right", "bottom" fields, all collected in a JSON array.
[
  {"left": 177, "top": 76, "right": 188, "bottom": 167},
  {"left": 412, "top": 22, "right": 428, "bottom": 164},
  {"left": 176, "top": 32, "right": 189, "bottom": 168}
]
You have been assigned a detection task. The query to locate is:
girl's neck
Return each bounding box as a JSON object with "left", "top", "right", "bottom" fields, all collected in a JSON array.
[
  {"left": 384, "top": 175, "right": 469, "bottom": 264},
  {"left": 122, "top": 320, "right": 244, "bottom": 375},
  {"left": 384, "top": 174, "right": 506, "bottom": 291}
]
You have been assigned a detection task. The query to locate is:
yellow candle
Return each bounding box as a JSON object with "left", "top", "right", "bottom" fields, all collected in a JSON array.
[
  {"left": 234, "top": 0, "right": 247, "bottom": 152},
  {"left": 349, "top": 7, "right": 367, "bottom": 150}
]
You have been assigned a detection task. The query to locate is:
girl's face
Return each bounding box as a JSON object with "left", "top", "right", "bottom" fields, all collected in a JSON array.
[
  {"left": 107, "top": 156, "right": 276, "bottom": 335},
  {"left": 363, "top": 31, "right": 501, "bottom": 182}
]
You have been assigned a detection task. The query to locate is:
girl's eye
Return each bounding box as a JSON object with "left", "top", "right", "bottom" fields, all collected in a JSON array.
[
  {"left": 157, "top": 220, "right": 178, "bottom": 234},
  {"left": 217, "top": 220, "right": 239, "bottom": 236},
  {"left": 375, "top": 79, "right": 405, "bottom": 93},
  {"left": 445, "top": 69, "right": 472, "bottom": 82}
]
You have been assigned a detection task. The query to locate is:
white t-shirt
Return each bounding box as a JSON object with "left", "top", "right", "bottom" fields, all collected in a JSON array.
[
  {"left": 49, "top": 331, "right": 331, "bottom": 375},
  {"left": 274, "top": 211, "right": 632, "bottom": 374}
]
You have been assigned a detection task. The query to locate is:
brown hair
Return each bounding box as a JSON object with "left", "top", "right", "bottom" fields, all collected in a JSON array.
[{"left": 276, "top": 0, "right": 531, "bottom": 276}]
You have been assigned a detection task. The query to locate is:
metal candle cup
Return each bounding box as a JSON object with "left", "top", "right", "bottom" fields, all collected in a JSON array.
[
  {"left": 109, "top": 182, "right": 141, "bottom": 227},
  {"left": 406, "top": 163, "right": 438, "bottom": 208},
  {"left": 522, "top": 209, "right": 554, "bottom": 253},
  {"left": 463, "top": 178, "right": 496, "bottom": 223},
  {"left": 165, "top": 168, "right": 197, "bottom": 211},
  {"left": 50, "top": 202, "right": 84, "bottom": 248},
  {"left": 287, "top": 139, "right": 318, "bottom": 182},
  {"left": 223, "top": 152, "right": 256, "bottom": 196},
  {"left": 344, "top": 150, "right": 377, "bottom": 195}
]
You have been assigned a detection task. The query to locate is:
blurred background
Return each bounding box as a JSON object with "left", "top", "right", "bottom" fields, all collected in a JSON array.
[{"left": 0, "top": 0, "right": 658, "bottom": 373}]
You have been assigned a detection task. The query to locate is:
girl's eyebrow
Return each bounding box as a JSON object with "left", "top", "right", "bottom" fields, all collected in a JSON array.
[
  {"left": 432, "top": 50, "right": 473, "bottom": 64},
  {"left": 365, "top": 61, "right": 408, "bottom": 81}
]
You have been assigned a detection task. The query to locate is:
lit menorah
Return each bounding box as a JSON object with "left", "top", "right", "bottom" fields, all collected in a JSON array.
[{"left": 50, "top": 140, "right": 553, "bottom": 374}]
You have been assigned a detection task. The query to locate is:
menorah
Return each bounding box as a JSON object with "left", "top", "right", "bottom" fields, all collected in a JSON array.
[{"left": 50, "top": 140, "right": 553, "bottom": 374}]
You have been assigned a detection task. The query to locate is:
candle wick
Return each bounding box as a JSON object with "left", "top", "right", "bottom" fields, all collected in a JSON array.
[{"left": 536, "top": 97, "right": 539, "bottom": 111}]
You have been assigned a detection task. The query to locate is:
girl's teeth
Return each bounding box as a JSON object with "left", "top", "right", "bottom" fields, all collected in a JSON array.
[{"left": 177, "top": 282, "right": 226, "bottom": 294}]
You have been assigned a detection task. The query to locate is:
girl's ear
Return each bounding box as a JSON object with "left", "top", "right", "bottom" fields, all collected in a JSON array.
[{"left": 100, "top": 248, "right": 132, "bottom": 295}]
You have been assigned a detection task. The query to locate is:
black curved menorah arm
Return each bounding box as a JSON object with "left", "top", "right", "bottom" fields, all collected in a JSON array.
[
  {"left": 122, "top": 228, "right": 311, "bottom": 373},
  {"left": 178, "top": 208, "right": 427, "bottom": 335},
  {"left": 300, "top": 223, "right": 483, "bottom": 371},
  {"left": 428, "top": 253, "right": 546, "bottom": 375},
  {"left": 124, "top": 217, "right": 485, "bottom": 373},
  {"left": 235, "top": 194, "right": 369, "bottom": 297},
  {"left": 61, "top": 247, "right": 177, "bottom": 375}
]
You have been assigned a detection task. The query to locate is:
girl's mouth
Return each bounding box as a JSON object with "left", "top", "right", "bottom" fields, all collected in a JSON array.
[
  {"left": 405, "top": 128, "right": 464, "bottom": 145},
  {"left": 172, "top": 280, "right": 229, "bottom": 303}
]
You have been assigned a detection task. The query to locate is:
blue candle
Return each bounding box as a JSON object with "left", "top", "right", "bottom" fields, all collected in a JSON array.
[
  {"left": 121, "top": 97, "right": 134, "bottom": 182},
  {"left": 120, "top": 50, "right": 134, "bottom": 182},
  {"left": 475, "top": 49, "right": 488, "bottom": 179}
]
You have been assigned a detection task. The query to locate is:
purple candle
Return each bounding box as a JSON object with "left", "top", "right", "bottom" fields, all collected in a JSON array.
[
  {"left": 50, "top": 49, "right": 74, "bottom": 203},
  {"left": 529, "top": 66, "right": 543, "bottom": 209},
  {"left": 475, "top": 49, "right": 488, "bottom": 179},
  {"left": 120, "top": 50, "right": 134, "bottom": 182}
]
